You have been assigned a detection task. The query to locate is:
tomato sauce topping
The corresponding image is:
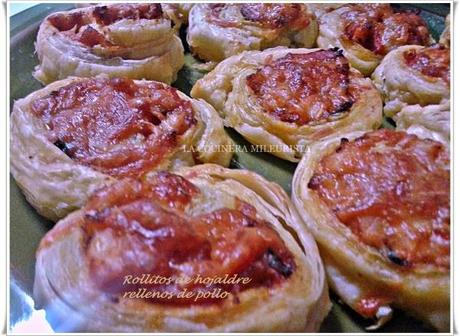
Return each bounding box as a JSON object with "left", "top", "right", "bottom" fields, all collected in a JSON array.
[
  {"left": 48, "top": 4, "right": 164, "bottom": 48},
  {"left": 246, "top": 49, "right": 355, "bottom": 125},
  {"left": 342, "top": 4, "right": 431, "bottom": 55},
  {"left": 308, "top": 129, "right": 450, "bottom": 269},
  {"left": 31, "top": 78, "right": 196, "bottom": 178},
  {"left": 356, "top": 295, "right": 392, "bottom": 318},
  {"left": 93, "top": 4, "right": 163, "bottom": 26},
  {"left": 240, "top": 4, "right": 310, "bottom": 30},
  {"left": 83, "top": 172, "right": 295, "bottom": 305},
  {"left": 404, "top": 44, "right": 450, "bottom": 84},
  {"left": 48, "top": 11, "right": 89, "bottom": 32},
  {"left": 207, "top": 4, "right": 311, "bottom": 30}
]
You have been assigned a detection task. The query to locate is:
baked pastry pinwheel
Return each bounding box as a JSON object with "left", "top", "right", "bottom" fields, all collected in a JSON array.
[
  {"left": 187, "top": 4, "right": 318, "bottom": 63},
  {"left": 308, "top": 4, "right": 343, "bottom": 19},
  {"left": 34, "top": 4, "right": 184, "bottom": 84},
  {"left": 34, "top": 165, "right": 330, "bottom": 332},
  {"left": 396, "top": 102, "right": 450, "bottom": 144},
  {"left": 191, "top": 47, "right": 382, "bottom": 162},
  {"left": 163, "top": 3, "right": 194, "bottom": 24},
  {"left": 292, "top": 128, "right": 450, "bottom": 331},
  {"left": 440, "top": 14, "right": 450, "bottom": 47},
  {"left": 318, "top": 4, "right": 434, "bottom": 75},
  {"left": 10, "top": 77, "right": 233, "bottom": 221},
  {"left": 372, "top": 44, "right": 450, "bottom": 116}
]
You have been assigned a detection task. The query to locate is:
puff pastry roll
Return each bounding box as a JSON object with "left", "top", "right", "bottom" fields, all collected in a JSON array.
[
  {"left": 34, "top": 4, "right": 184, "bottom": 84},
  {"left": 318, "top": 4, "right": 434, "bottom": 75},
  {"left": 440, "top": 14, "right": 450, "bottom": 47},
  {"left": 372, "top": 44, "right": 450, "bottom": 116},
  {"left": 10, "top": 77, "right": 233, "bottom": 221},
  {"left": 308, "top": 4, "right": 343, "bottom": 19},
  {"left": 292, "top": 129, "right": 450, "bottom": 331},
  {"left": 187, "top": 4, "right": 318, "bottom": 62},
  {"left": 395, "top": 101, "right": 450, "bottom": 144},
  {"left": 162, "top": 3, "right": 194, "bottom": 24},
  {"left": 191, "top": 47, "right": 382, "bottom": 162},
  {"left": 34, "top": 165, "right": 330, "bottom": 332}
]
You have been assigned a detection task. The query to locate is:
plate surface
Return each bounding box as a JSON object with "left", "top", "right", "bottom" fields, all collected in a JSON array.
[{"left": 9, "top": 3, "right": 449, "bottom": 333}]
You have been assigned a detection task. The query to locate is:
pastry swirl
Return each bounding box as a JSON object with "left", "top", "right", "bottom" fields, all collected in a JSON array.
[
  {"left": 372, "top": 44, "right": 450, "bottom": 116},
  {"left": 162, "top": 3, "right": 194, "bottom": 24},
  {"left": 318, "top": 4, "right": 433, "bottom": 75},
  {"left": 191, "top": 47, "right": 382, "bottom": 162},
  {"left": 439, "top": 14, "right": 450, "bottom": 47},
  {"left": 395, "top": 102, "right": 450, "bottom": 144},
  {"left": 187, "top": 4, "right": 318, "bottom": 62},
  {"left": 292, "top": 128, "right": 450, "bottom": 331},
  {"left": 308, "top": 4, "right": 343, "bottom": 19},
  {"left": 11, "top": 77, "right": 232, "bottom": 221},
  {"left": 34, "top": 4, "right": 184, "bottom": 84},
  {"left": 34, "top": 165, "right": 330, "bottom": 332}
]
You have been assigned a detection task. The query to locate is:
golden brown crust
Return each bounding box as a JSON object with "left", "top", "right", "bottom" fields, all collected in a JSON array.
[
  {"left": 308, "top": 4, "right": 343, "bottom": 19},
  {"left": 34, "top": 164, "right": 330, "bottom": 332},
  {"left": 317, "top": 5, "right": 434, "bottom": 76},
  {"left": 10, "top": 77, "right": 233, "bottom": 221},
  {"left": 191, "top": 47, "right": 382, "bottom": 162},
  {"left": 34, "top": 4, "right": 184, "bottom": 84},
  {"left": 372, "top": 45, "right": 450, "bottom": 117},
  {"left": 395, "top": 101, "right": 450, "bottom": 144},
  {"left": 439, "top": 14, "right": 450, "bottom": 47},
  {"left": 187, "top": 4, "right": 318, "bottom": 62},
  {"left": 292, "top": 129, "right": 449, "bottom": 331},
  {"left": 162, "top": 3, "right": 194, "bottom": 25}
]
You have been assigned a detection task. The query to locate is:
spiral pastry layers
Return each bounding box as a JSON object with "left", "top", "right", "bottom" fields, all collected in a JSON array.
[
  {"left": 187, "top": 4, "right": 318, "bottom": 62},
  {"left": 372, "top": 44, "right": 450, "bottom": 117},
  {"left": 318, "top": 4, "right": 433, "bottom": 75},
  {"left": 34, "top": 165, "right": 330, "bottom": 332},
  {"left": 292, "top": 128, "right": 450, "bottom": 331},
  {"left": 11, "top": 77, "right": 233, "bottom": 221},
  {"left": 34, "top": 4, "right": 184, "bottom": 84},
  {"left": 192, "top": 47, "right": 382, "bottom": 162}
]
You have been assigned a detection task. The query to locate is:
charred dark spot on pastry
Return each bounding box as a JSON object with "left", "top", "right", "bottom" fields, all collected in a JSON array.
[
  {"left": 335, "top": 138, "right": 350, "bottom": 153},
  {"left": 332, "top": 100, "right": 354, "bottom": 114},
  {"left": 109, "top": 295, "right": 120, "bottom": 304},
  {"left": 387, "top": 250, "right": 409, "bottom": 267},
  {"left": 307, "top": 175, "right": 319, "bottom": 189},
  {"left": 242, "top": 217, "right": 256, "bottom": 227},
  {"left": 331, "top": 47, "right": 344, "bottom": 56},
  {"left": 53, "top": 139, "right": 73, "bottom": 156},
  {"left": 93, "top": 6, "right": 108, "bottom": 22},
  {"left": 85, "top": 208, "right": 111, "bottom": 222},
  {"left": 265, "top": 248, "right": 293, "bottom": 277}
]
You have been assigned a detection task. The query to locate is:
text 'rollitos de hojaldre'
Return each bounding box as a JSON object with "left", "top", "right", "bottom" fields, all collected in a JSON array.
[
  {"left": 123, "top": 273, "right": 251, "bottom": 286},
  {"left": 121, "top": 274, "right": 252, "bottom": 302}
]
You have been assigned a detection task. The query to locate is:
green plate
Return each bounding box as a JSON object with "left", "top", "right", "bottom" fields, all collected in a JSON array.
[{"left": 9, "top": 3, "right": 449, "bottom": 333}]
